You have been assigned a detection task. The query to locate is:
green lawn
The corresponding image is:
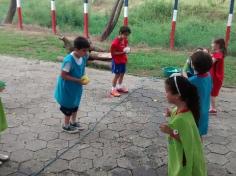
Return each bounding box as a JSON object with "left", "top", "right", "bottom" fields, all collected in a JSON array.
[{"left": 0, "top": 29, "right": 235, "bottom": 87}]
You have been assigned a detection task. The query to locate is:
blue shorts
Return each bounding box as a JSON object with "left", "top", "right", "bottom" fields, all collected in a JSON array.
[{"left": 112, "top": 60, "right": 126, "bottom": 74}]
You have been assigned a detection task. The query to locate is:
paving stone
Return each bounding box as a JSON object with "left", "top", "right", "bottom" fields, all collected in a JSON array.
[
  {"left": 109, "top": 168, "right": 132, "bottom": 176},
  {"left": 0, "top": 133, "right": 18, "bottom": 144},
  {"left": 207, "top": 135, "right": 230, "bottom": 145},
  {"left": 155, "top": 165, "right": 168, "bottom": 176},
  {"left": 132, "top": 136, "right": 153, "bottom": 148},
  {"left": 117, "top": 157, "right": 135, "bottom": 169},
  {"left": 207, "top": 163, "right": 228, "bottom": 176},
  {"left": 227, "top": 141, "right": 236, "bottom": 153},
  {"left": 126, "top": 123, "right": 144, "bottom": 132},
  {"left": 33, "top": 148, "right": 57, "bottom": 162},
  {"left": 207, "top": 153, "right": 228, "bottom": 166},
  {"left": 25, "top": 139, "right": 47, "bottom": 151},
  {"left": 0, "top": 161, "right": 19, "bottom": 175},
  {"left": 69, "top": 158, "right": 93, "bottom": 172},
  {"left": 100, "top": 129, "right": 119, "bottom": 140},
  {"left": 0, "top": 56, "right": 236, "bottom": 175},
  {"left": 11, "top": 149, "right": 34, "bottom": 162},
  {"left": 19, "top": 159, "right": 44, "bottom": 175},
  {"left": 17, "top": 132, "right": 38, "bottom": 144},
  {"left": 108, "top": 122, "right": 127, "bottom": 132},
  {"left": 207, "top": 143, "right": 230, "bottom": 155},
  {"left": 80, "top": 146, "right": 103, "bottom": 159},
  {"left": 133, "top": 166, "right": 157, "bottom": 176},
  {"left": 39, "top": 131, "right": 59, "bottom": 141},
  {"left": 47, "top": 139, "right": 68, "bottom": 150},
  {"left": 45, "top": 159, "right": 69, "bottom": 173},
  {"left": 93, "top": 156, "right": 117, "bottom": 171},
  {"left": 225, "top": 157, "right": 236, "bottom": 174}
]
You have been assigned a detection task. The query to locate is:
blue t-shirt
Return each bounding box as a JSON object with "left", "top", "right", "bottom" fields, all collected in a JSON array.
[
  {"left": 189, "top": 73, "right": 212, "bottom": 135},
  {"left": 54, "top": 54, "right": 88, "bottom": 108}
]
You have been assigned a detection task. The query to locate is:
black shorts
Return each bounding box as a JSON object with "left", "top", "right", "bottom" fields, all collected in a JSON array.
[{"left": 60, "top": 106, "right": 78, "bottom": 116}]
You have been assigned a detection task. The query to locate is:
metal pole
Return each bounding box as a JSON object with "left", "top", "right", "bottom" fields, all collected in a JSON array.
[
  {"left": 170, "top": 0, "right": 178, "bottom": 50},
  {"left": 51, "top": 0, "right": 57, "bottom": 34},
  {"left": 16, "top": 0, "right": 23, "bottom": 29},
  {"left": 124, "top": 0, "right": 128, "bottom": 26},
  {"left": 225, "top": 0, "right": 234, "bottom": 47},
  {"left": 84, "top": 0, "right": 89, "bottom": 38}
]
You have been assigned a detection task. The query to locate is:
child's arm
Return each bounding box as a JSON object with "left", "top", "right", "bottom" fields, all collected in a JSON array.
[
  {"left": 182, "top": 59, "right": 190, "bottom": 78},
  {"left": 159, "top": 123, "right": 180, "bottom": 141},
  {"left": 61, "top": 71, "right": 83, "bottom": 84},
  {"left": 212, "top": 57, "right": 217, "bottom": 63},
  {"left": 111, "top": 49, "right": 126, "bottom": 56},
  {"left": 163, "top": 108, "right": 171, "bottom": 118}
]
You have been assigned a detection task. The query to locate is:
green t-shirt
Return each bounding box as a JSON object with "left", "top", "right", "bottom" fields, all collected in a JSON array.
[
  {"left": 0, "top": 97, "right": 8, "bottom": 132},
  {"left": 168, "top": 108, "right": 206, "bottom": 176}
]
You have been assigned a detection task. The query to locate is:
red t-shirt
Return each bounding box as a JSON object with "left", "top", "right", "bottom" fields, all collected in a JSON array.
[
  {"left": 110, "top": 37, "right": 128, "bottom": 64},
  {"left": 210, "top": 52, "right": 224, "bottom": 82}
]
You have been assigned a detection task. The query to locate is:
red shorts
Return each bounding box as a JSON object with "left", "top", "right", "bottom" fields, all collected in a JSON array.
[{"left": 211, "top": 79, "right": 223, "bottom": 97}]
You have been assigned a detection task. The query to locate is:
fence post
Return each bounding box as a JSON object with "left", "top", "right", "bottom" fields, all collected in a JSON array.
[
  {"left": 51, "top": 0, "right": 57, "bottom": 34},
  {"left": 84, "top": 0, "right": 89, "bottom": 38},
  {"left": 170, "top": 0, "right": 179, "bottom": 50},
  {"left": 124, "top": 0, "right": 128, "bottom": 26},
  {"left": 16, "top": 0, "right": 23, "bottom": 29},
  {"left": 225, "top": 0, "right": 234, "bottom": 48}
]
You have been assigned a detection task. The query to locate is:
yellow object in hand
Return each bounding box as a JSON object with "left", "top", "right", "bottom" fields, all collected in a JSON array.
[{"left": 81, "top": 75, "right": 90, "bottom": 85}]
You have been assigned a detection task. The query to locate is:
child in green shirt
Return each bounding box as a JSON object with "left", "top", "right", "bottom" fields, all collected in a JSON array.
[
  {"left": 160, "top": 76, "right": 206, "bottom": 176},
  {"left": 0, "top": 81, "right": 9, "bottom": 165}
]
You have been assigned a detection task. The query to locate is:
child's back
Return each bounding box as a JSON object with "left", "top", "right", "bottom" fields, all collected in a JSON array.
[
  {"left": 188, "top": 51, "right": 213, "bottom": 136},
  {"left": 189, "top": 74, "right": 212, "bottom": 135},
  {"left": 168, "top": 109, "right": 206, "bottom": 176}
]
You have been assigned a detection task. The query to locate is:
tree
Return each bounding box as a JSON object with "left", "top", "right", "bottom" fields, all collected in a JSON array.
[
  {"left": 100, "top": 0, "right": 123, "bottom": 41},
  {"left": 4, "top": 0, "right": 17, "bottom": 24}
]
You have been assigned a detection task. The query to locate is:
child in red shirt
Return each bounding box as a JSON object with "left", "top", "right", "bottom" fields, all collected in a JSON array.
[
  {"left": 110, "top": 26, "right": 131, "bottom": 97},
  {"left": 209, "top": 38, "right": 227, "bottom": 114}
]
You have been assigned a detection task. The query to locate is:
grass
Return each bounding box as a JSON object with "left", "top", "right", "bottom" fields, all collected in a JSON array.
[
  {"left": 0, "top": 0, "right": 235, "bottom": 54},
  {"left": 0, "top": 28, "right": 235, "bottom": 87}
]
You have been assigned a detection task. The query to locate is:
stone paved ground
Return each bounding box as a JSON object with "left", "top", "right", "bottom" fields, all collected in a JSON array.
[{"left": 0, "top": 55, "right": 236, "bottom": 176}]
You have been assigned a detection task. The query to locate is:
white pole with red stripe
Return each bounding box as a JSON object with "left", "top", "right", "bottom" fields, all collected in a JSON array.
[
  {"left": 16, "top": 0, "right": 23, "bottom": 30},
  {"left": 225, "top": 0, "right": 234, "bottom": 48},
  {"left": 170, "top": 0, "right": 179, "bottom": 50},
  {"left": 51, "top": 0, "right": 57, "bottom": 34},
  {"left": 84, "top": 0, "right": 89, "bottom": 38},
  {"left": 124, "top": 0, "right": 128, "bottom": 26}
]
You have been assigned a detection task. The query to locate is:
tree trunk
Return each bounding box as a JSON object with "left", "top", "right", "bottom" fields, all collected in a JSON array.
[
  {"left": 100, "top": 0, "right": 123, "bottom": 41},
  {"left": 4, "top": 0, "right": 17, "bottom": 24},
  {"left": 58, "top": 35, "right": 111, "bottom": 62}
]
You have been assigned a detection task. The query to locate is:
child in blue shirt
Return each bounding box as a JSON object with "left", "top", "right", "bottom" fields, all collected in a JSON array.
[
  {"left": 188, "top": 51, "right": 213, "bottom": 138},
  {"left": 54, "top": 36, "right": 90, "bottom": 133}
]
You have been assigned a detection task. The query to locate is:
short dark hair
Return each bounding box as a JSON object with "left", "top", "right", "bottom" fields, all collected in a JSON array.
[
  {"left": 191, "top": 51, "right": 213, "bottom": 74},
  {"left": 119, "top": 26, "right": 131, "bottom": 35},
  {"left": 74, "top": 36, "right": 90, "bottom": 50}
]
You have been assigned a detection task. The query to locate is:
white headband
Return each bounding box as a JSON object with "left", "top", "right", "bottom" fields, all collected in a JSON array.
[{"left": 174, "top": 76, "right": 181, "bottom": 96}]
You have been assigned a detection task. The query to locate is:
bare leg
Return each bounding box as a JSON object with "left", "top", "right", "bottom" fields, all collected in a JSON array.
[
  {"left": 211, "top": 96, "right": 216, "bottom": 110},
  {"left": 118, "top": 73, "right": 125, "bottom": 85},
  {"left": 71, "top": 111, "right": 77, "bottom": 123},
  {"left": 112, "top": 74, "right": 120, "bottom": 88},
  {"left": 64, "top": 115, "right": 71, "bottom": 126}
]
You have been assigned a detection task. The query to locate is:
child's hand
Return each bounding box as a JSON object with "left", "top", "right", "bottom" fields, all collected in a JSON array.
[
  {"left": 159, "top": 123, "right": 172, "bottom": 134},
  {"left": 163, "top": 108, "right": 171, "bottom": 117},
  {"left": 123, "top": 47, "right": 131, "bottom": 54},
  {"left": 182, "top": 72, "right": 188, "bottom": 78},
  {"left": 80, "top": 75, "right": 90, "bottom": 85}
]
